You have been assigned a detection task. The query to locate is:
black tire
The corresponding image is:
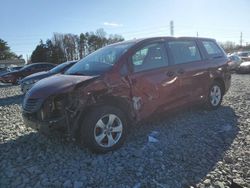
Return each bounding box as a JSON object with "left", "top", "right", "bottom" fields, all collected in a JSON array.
[
  {"left": 80, "top": 105, "right": 128, "bottom": 153},
  {"left": 205, "top": 81, "right": 223, "bottom": 110}
]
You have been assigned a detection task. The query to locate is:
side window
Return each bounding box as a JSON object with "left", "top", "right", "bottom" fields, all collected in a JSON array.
[
  {"left": 202, "top": 40, "right": 223, "bottom": 58},
  {"left": 168, "top": 40, "right": 201, "bottom": 65},
  {"left": 41, "top": 64, "right": 52, "bottom": 69},
  {"left": 132, "top": 43, "right": 168, "bottom": 72},
  {"left": 35, "top": 65, "right": 43, "bottom": 70},
  {"left": 43, "top": 64, "right": 51, "bottom": 69},
  {"left": 29, "top": 65, "right": 37, "bottom": 70}
]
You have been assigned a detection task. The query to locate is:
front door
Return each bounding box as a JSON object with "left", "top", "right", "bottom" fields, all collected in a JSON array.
[{"left": 127, "top": 41, "right": 181, "bottom": 120}]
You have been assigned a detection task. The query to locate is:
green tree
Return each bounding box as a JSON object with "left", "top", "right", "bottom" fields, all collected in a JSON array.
[
  {"left": 107, "top": 34, "right": 124, "bottom": 44},
  {"left": 46, "top": 39, "right": 66, "bottom": 64},
  {"left": 0, "top": 38, "right": 19, "bottom": 60},
  {"left": 78, "top": 33, "right": 87, "bottom": 59},
  {"left": 30, "top": 40, "right": 49, "bottom": 63},
  {"left": 30, "top": 29, "right": 124, "bottom": 63}
]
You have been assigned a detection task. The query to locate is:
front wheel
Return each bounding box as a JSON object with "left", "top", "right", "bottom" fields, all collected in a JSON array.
[
  {"left": 205, "top": 81, "right": 223, "bottom": 110},
  {"left": 80, "top": 106, "right": 128, "bottom": 153}
]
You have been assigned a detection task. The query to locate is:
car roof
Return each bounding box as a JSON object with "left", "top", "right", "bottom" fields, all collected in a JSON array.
[
  {"left": 26, "top": 62, "right": 54, "bottom": 66},
  {"left": 110, "top": 36, "right": 216, "bottom": 47}
]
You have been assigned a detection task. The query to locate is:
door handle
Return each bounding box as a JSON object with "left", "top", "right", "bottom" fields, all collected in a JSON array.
[
  {"left": 166, "top": 71, "right": 175, "bottom": 77},
  {"left": 177, "top": 69, "right": 185, "bottom": 75}
]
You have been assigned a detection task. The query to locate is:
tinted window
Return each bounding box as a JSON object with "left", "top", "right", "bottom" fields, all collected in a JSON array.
[
  {"left": 238, "top": 52, "right": 249, "bottom": 57},
  {"left": 202, "top": 41, "right": 223, "bottom": 58},
  {"left": 168, "top": 40, "right": 201, "bottom": 64},
  {"left": 41, "top": 64, "right": 53, "bottom": 69},
  {"left": 50, "top": 62, "right": 74, "bottom": 74},
  {"left": 132, "top": 43, "right": 168, "bottom": 72},
  {"left": 29, "top": 65, "right": 37, "bottom": 70}
]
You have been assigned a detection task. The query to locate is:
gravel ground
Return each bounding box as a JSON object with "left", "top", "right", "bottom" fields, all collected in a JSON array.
[{"left": 0, "top": 74, "right": 249, "bottom": 188}]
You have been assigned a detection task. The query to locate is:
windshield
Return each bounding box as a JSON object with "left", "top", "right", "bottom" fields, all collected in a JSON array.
[
  {"left": 49, "top": 63, "right": 69, "bottom": 74},
  {"left": 65, "top": 42, "right": 134, "bottom": 76}
]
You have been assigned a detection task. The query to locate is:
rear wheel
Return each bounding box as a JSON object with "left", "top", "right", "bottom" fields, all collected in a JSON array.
[
  {"left": 205, "top": 81, "right": 223, "bottom": 110},
  {"left": 80, "top": 106, "right": 128, "bottom": 153}
]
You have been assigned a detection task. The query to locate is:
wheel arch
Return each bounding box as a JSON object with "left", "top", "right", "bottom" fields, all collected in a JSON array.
[
  {"left": 213, "top": 77, "right": 225, "bottom": 95},
  {"left": 78, "top": 95, "right": 135, "bottom": 127}
]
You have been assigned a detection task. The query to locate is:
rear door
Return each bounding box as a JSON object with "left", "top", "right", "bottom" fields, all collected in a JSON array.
[
  {"left": 198, "top": 39, "right": 229, "bottom": 95},
  {"left": 127, "top": 41, "right": 181, "bottom": 120},
  {"left": 166, "top": 39, "right": 210, "bottom": 104}
]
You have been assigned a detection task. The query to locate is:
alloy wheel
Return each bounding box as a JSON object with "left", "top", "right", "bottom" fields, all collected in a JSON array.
[
  {"left": 210, "top": 85, "right": 222, "bottom": 106},
  {"left": 94, "top": 114, "right": 123, "bottom": 148}
]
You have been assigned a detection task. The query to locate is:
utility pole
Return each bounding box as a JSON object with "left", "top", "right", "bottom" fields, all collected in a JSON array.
[
  {"left": 26, "top": 54, "right": 29, "bottom": 64},
  {"left": 170, "top": 20, "right": 174, "bottom": 36},
  {"left": 240, "top": 32, "right": 243, "bottom": 46}
]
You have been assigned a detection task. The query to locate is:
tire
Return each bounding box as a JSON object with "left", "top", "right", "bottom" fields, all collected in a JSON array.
[
  {"left": 205, "top": 81, "right": 223, "bottom": 110},
  {"left": 80, "top": 106, "right": 128, "bottom": 153}
]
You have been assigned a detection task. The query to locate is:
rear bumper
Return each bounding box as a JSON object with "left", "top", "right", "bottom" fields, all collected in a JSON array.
[{"left": 22, "top": 112, "right": 66, "bottom": 133}]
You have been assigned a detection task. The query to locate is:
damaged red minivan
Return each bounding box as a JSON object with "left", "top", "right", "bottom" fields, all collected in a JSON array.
[{"left": 22, "top": 37, "right": 231, "bottom": 153}]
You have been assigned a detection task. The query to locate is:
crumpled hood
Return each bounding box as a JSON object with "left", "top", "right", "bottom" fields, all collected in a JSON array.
[
  {"left": 240, "top": 61, "right": 250, "bottom": 67},
  {"left": 26, "top": 74, "right": 98, "bottom": 99},
  {"left": 21, "top": 71, "right": 49, "bottom": 82}
]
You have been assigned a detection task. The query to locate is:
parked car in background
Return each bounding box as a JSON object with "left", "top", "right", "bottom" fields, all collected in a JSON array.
[
  {"left": 237, "top": 51, "right": 250, "bottom": 61},
  {"left": 7, "top": 66, "right": 24, "bottom": 72},
  {"left": 0, "top": 67, "right": 8, "bottom": 76},
  {"left": 236, "top": 61, "right": 250, "bottom": 74},
  {"left": 0, "top": 63, "right": 54, "bottom": 84},
  {"left": 22, "top": 37, "right": 231, "bottom": 153},
  {"left": 228, "top": 54, "right": 242, "bottom": 70},
  {"left": 20, "top": 61, "right": 77, "bottom": 93}
]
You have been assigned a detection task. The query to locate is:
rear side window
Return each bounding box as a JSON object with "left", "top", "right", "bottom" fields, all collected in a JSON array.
[
  {"left": 202, "top": 40, "right": 223, "bottom": 58},
  {"left": 168, "top": 40, "right": 201, "bottom": 64},
  {"left": 132, "top": 43, "right": 168, "bottom": 72},
  {"left": 42, "top": 64, "right": 53, "bottom": 69}
]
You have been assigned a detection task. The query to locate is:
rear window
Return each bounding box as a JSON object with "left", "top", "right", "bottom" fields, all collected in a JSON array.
[
  {"left": 202, "top": 40, "right": 223, "bottom": 58},
  {"left": 168, "top": 40, "right": 201, "bottom": 65}
]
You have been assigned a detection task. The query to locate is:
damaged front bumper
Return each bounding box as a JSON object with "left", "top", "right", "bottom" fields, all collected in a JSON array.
[{"left": 22, "top": 112, "right": 67, "bottom": 134}]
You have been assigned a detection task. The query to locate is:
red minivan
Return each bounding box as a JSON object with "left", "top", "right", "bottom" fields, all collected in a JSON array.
[{"left": 22, "top": 37, "right": 231, "bottom": 153}]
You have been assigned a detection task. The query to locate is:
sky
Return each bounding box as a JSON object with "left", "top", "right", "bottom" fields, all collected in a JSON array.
[{"left": 1, "top": 0, "right": 250, "bottom": 60}]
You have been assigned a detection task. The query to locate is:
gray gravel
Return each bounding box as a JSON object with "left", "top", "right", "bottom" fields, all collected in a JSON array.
[{"left": 0, "top": 74, "right": 249, "bottom": 188}]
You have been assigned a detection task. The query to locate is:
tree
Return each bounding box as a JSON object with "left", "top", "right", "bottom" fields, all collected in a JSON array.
[
  {"left": 46, "top": 39, "right": 66, "bottom": 64},
  {"left": 219, "top": 41, "right": 236, "bottom": 53},
  {"left": 63, "top": 34, "right": 79, "bottom": 61},
  {"left": 30, "top": 29, "right": 125, "bottom": 64},
  {"left": 0, "top": 38, "right": 19, "bottom": 60},
  {"left": 78, "top": 33, "right": 87, "bottom": 59},
  {"left": 219, "top": 41, "right": 250, "bottom": 54},
  {"left": 31, "top": 40, "right": 49, "bottom": 63},
  {"left": 107, "top": 34, "right": 124, "bottom": 44}
]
